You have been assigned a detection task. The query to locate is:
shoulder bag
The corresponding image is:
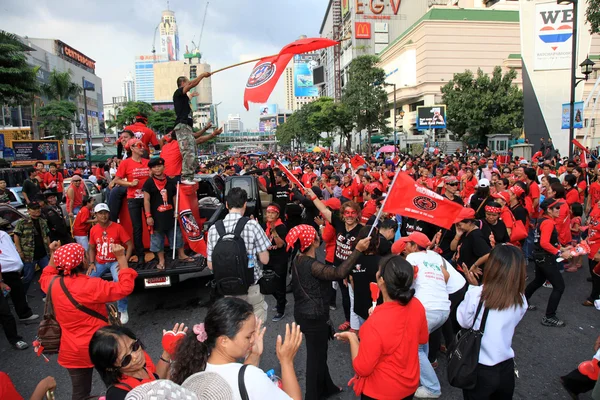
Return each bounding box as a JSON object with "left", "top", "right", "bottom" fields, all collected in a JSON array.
[
  {"left": 238, "top": 364, "right": 250, "bottom": 400},
  {"left": 59, "top": 278, "right": 121, "bottom": 326},
  {"left": 36, "top": 276, "right": 62, "bottom": 355},
  {"left": 447, "top": 299, "right": 490, "bottom": 390}
]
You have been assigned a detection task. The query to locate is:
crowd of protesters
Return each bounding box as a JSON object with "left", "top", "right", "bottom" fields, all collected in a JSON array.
[{"left": 1, "top": 124, "right": 600, "bottom": 400}]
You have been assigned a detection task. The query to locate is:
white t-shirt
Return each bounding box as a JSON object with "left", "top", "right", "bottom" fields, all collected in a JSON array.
[
  {"left": 457, "top": 285, "right": 527, "bottom": 366},
  {"left": 205, "top": 363, "right": 292, "bottom": 400},
  {"left": 406, "top": 250, "right": 451, "bottom": 311},
  {"left": 0, "top": 230, "right": 23, "bottom": 273},
  {"left": 444, "top": 258, "right": 466, "bottom": 294}
]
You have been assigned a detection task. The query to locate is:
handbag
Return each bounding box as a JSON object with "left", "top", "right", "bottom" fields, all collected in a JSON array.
[
  {"left": 59, "top": 278, "right": 122, "bottom": 326},
  {"left": 238, "top": 364, "right": 249, "bottom": 400},
  {"left": 36, "top": 276, "right": 62, "bottom": 355},
  {"left": 510, "top": 219, "right": 528, "bottom": 242},
  {"left": 447, "top": 300, "right": 490, "bottom": 390},
  {"left": 258, "top": 269, "right": 279, "bottom": 295}
]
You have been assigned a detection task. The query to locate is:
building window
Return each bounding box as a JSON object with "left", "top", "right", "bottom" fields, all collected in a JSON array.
[
  {"left": 593, "top": 119, "right": 596, "bottom": 127},
  {"left": 585, "top": 119, "right": 589, "bottom": 127}
]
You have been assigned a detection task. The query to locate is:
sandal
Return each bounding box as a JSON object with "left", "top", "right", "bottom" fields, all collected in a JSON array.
[
  {"left": 338, "top": 321, "right": 350, "bottom": 331},
  {"left": 178, "top": 257, "right": 195, "bottom": 263},
  {"left": 156, "top": 264, "right": 166, "bottom": 270},
  {"left": 582, "top": 300, "right": 594, "bottom": 307}
]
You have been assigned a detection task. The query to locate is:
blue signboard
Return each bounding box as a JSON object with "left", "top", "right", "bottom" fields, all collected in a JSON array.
[
  {"left": 293, "top": 54, "right": 319, "bottom": 97},
  {"left": 0, "top": 134, "right": 5, "bottom": 151},
  {"left": 562, "top": 101, "right": 584, "bottom": 129}
]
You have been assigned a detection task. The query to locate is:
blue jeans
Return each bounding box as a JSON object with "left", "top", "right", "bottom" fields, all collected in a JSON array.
[
  {"left": 523, "top": 218, "right": 537, "bottom": 261},
  {"left": 150, "top": 228, "right": 183, "bottom": 252},
  {"left": 91, "top": 261, "right": 128, "bottom": 312},
  {"left": 418, "top": 308, "right": 450, "bottom": 395},
  {"left": 23, "top": 255, "right": 50, "bottom": 295}
]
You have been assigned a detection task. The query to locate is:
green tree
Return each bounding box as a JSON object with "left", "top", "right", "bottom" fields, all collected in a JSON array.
[
  {"left": 587, "top": 0, "right": 600, "bottom": 34},
  {"left": 115, "top": 101, "right": 154, "bottom": 128},
  {"left": 148, "top": 109, "right": 176, "bottom": 135},
  {"left": 342, "top": 55, "right": 390, "bottom": 154},
  {"left": 331, "top": 102, "right": 354, "bottom": 153},
  {"left": 40, "top": 69, "right": 81, "bottom": 101},
  {"left": 441, "top": 66, "right": 523, "bottom": 143},
  {"left": 38, "top": 101, "right": 77, "bottom": 140},
  {"left": 0, "top": 30, "right": 39, "bottom": 106}
]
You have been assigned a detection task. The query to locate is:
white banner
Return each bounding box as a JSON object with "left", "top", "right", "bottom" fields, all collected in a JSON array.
[{"left": 534, "top": 2, "right": 574, "bottom": 71}]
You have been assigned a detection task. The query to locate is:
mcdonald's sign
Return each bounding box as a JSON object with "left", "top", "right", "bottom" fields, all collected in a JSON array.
[{"left": 355, "top": 22, "right": 371, "bottom": 39}]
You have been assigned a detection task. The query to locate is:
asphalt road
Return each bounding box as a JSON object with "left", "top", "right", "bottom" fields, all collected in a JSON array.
[{"left": 1, "top": 260, "right": 598, "bottom": 400}]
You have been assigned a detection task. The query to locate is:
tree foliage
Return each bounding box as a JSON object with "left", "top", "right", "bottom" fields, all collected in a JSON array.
[
  {"left": 38, "top": 101, "right": 77, "bottom": 140},
  {"left": 0, "top": 30, "right": 39, "bottom": 106},
  {"left": 115, "top": 101, "right": 154, "bottom": 128},
  {"left": 148, "top": 109, "right": 176, "bottom": 135},
  {"left": 342, "top": 55, "right": 390, "bottom": 154},
  {"left": 441, "top": 66, "right": 523, "bottom": 143},
  {"left": 587, "top": 0, "right": 600, "bottom": 34},
  {"left": 40, "top": 69, "right": 81, "bottom": 101}
]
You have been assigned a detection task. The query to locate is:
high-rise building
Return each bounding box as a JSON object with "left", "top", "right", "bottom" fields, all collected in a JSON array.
[
  {"left": 153, "top": 60, "right": 212, "bottom": 104},
  {"left": 226, "top": 114, "right": 243, "bottom": 132},
  {"left": 159, "top": 10, "right": 180, "bottom": 61},
  {"left": 134, "top": 54, "right": 166, "bottom": 103},
  {"left": 284, "top": 67, "right": 294, "bottom": 111},
  {"left": 122, "top": 73, "right": 135, "bottom": 101}
]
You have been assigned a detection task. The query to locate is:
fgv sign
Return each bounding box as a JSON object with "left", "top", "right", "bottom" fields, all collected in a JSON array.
[
  {"left": 355, "top": 0, "right": 401, "bottom": 16},
  {"left": 534, "top": 3, "right": 574, "bottom": 71}
]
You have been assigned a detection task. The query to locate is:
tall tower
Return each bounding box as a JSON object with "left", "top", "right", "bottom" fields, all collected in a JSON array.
[
  {"left": 159, "top": 9, "right": 180, "bottom": 61},
  {"left": 284, "top": 67, "right": 294, "bottom": 111},
  {"left": 122, "top": 73, "right": 135, "bottom": 102}
]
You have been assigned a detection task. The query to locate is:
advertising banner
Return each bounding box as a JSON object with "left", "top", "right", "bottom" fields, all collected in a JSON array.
[
  {"left": 342, "top": 0, "right": 350, "bottom": 16},
  {"left": 561, "top": 101, "right": 584, "bottom": 129},
  {"left": 12, "top": 140, "right": 60, "bottom": 164},
  {"left": 416, "top": 106, "right": 447, "bottom": 130},
  {"left": 259, "top": 116, "right": 278, "bottom": 133},
  {"left": 534, "top": 3, "right": 574, "bottom": 71},
  {"left": 161, "top": 34, "right": 178, "bottom": 61},
  {"left": 293, "top": 54, "right": 319, "bottom": 97},
  {"left": 259, "top": 104, "right": 279, "bottom": 116}
]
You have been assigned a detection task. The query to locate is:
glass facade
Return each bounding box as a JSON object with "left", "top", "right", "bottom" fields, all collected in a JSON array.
[{"left": 135, "top": 61, "right": 155, "bottom": 102}]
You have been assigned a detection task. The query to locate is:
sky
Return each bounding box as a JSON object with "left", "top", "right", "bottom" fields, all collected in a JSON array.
[{"left": 1, "top": 0, "right": 327, "bottom": 130}]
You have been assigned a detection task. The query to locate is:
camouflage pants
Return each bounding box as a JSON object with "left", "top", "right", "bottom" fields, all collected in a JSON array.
[{"left": 175, "top": 123, "right": 198, "bottom": 181}]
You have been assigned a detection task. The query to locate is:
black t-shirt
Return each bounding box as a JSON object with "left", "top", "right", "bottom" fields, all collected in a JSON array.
[
  {"left": 266, "top": 224, "right": 289, "bottom": 267},
  {"left": 438, "top": 224, "right": 458, "bottom": 261},
  {"left": 481, "top": 219, "right": 510, "bottom": 246},
  {"left": 403, "top": 217, "right": 437, "bottom": 240},
  {"left": 350, "top": 254, "right": 381, "bottom": 320},
  {"left": 23, "top": 179, "right": 40, "bottom": 201},
  {"left": 378, "top": 235, "right": 392, "bottom": 256},
  {"left": 510, "top": 204, "right": 528, "bottom": 226},
  {"left": 173, "top": 87, "right": 192, "bottom": 126},
  {"left": 470, "top": 195, "right": 493, "bottom": 220},
  {"left": 32, "top": 219, "right": 47, "bottom": 259},
  {"left": 269, "top": 184, "right": 291, "bottom": 216},
  {"left": 457, "top": 228, "right": 491, "bottom": 271},
  {"left": 332, "top": 218, "right": 362, "bottom": 267},
  {"left": 142, "top": 176, "right": 178, "bottom": 232},
  {"left": 446, "top": 194, "right": 464, "bottom": 206}
]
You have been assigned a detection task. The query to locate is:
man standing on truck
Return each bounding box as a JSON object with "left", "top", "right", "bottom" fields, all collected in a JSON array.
[
  {"left": 124, "top": 113, "right": 160, "bottom": 158},
  {"left": 173, "top": 72, "right": 211, "bottom": 185},
  {"left": 87, "top": 203, "right": 133, "bottom": 324}
]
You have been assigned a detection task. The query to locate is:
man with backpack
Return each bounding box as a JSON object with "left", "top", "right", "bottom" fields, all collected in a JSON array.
[{"left": 207, "top": 187, "right": 272, "bottom": 322}]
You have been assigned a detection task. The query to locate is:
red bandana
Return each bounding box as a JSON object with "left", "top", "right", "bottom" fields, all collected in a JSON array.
[
  {"left": 53, "top": 243, "right": 86, "bottom": 274},
  {"left": 485, "top": 206, "right": 502, "bottom": 214},
  {"left": 286, "top": 224, "right": 317, "bottom": 252}
]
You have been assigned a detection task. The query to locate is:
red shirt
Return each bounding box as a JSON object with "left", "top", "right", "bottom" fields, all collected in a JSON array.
[
  {"left": 361, "top": 200, "right": 377, "bottom": 225},
  {"left": 0, "top": 372, "right": 23, "bottom": 400},
  {"left": 43, "top": 171, "right": 64, "bottom": 193},
  {"left": 39, "top": 266, "right": 138, "bottom": 368},
  {"left": 587, "top": 206, "right": 600, "bottom": 255},
  {"left": 342, "top": 183, "right": 357, "bottom": 200},
  {"left": 353, "top": 176, "right": 365, "bottom": 203},
  {"left": 89, "top": 222, "right": 131, "bottom": 264},
  {"left": 461, "top": 177, "right": 477, "bottom": 200},
  {"left": 528, "top": 181, "right": 541, "bottom": 218},
  {"left": 539, "top": 218, "right": 560, "bottom": 255},
  {"left": 161, "top": 140, "right": 182, "bottom": 177},
  {"left": 72, "top": 206, "right": 92, "bottom": 236},
  {"left": 124, "top": 122, "right": 159, "bottom": 148},
  {"left": 589, "top": 181, "right": 600, "bottom": 208},
  {"left": 555, "top": 201, "right": 572, "bottom": 245},
  {"left": 565, "top": 187, "right": 579, "bottom": 205},
  {"left": 301, "top": 172, "right": 317, "bottom": 188},
  {"left": 66, "top": 183, "right": 86, "bottom": 213},
  {"left": 116, "top": 158, "right": 150, "bottom": 199},
  {"left": 354, "top": 300, "right": 428, "bottom": 400},
  {"left": 577, "top": 180, "right": 587, "bottom": 203},
  {"left": 322, "top": 221, "right": 336, "bottom": 264}
]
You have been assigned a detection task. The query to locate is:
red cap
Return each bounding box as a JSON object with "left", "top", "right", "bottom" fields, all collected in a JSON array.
[
  {"left": 454, "top": 207, "right": 476, "bottom": 223},
  {"left": 492, "top": 191, "right": 510, "bottom": 203},
  {"left": 322, "top": 198, "right": 341, "bottom": 210},
  {"left": 392, "top": 232, "right": 431, "bottom": 251},
  {"left": 391, "top": 240, "right": 407, "bottom": 255}
]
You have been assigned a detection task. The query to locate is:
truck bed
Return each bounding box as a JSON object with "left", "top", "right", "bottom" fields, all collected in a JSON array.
[{"left": 101, "top": 255, "right": 207, "bottom": 280}]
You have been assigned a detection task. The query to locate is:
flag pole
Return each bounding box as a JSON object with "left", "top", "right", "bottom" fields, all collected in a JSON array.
[
  {"left": 367, "top": 170, "right": 402, "bottom": 237},
  {"left": 172, "top": 182, "right": 180, "bottom": 260}
]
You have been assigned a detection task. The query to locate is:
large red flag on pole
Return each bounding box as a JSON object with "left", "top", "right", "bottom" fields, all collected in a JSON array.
[
  {"left": 177, "top": 183, "right": 207, "bottom": 256},
  {"left": 276, "top": 160, "right": 305, "bottom": 194},
  {"left": 351, "top": 154, "right": 367, "bottom": 169},
  {"left": 383, "top": 172, "right": 463, "bottom": 229}
]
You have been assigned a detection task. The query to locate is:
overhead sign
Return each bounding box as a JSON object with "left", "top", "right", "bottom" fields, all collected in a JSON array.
[
  {"left": 416, "top": 106, "right": 447, "bottom": 130},
  {"left": 355, "top": 0, "right": 401, "bottom": 16},
  {"left": 534, "top": 3, "right": 573, "bottom": 70},
  {"left": 55, "top": 40, "right": 96, "bottom": 72},
  {"left": 259, "top": 104, "right": 278, "bottom": 116},
  {"left": 12, "top": 140, "right": 61, "bottom": 164},
  {"left": 342, "top": 0, "right": 350, "bottom": 16},
  {"left": 561, "top": 101, "right": 584, "bottom": 129},
  {"left": 355, "top": 22, "right": 372, "bottom": 39}
]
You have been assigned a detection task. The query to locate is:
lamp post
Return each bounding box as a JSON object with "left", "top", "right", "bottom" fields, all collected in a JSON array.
[
  {"left": 81, "top": 77, "right": 95, "bottom": 166},
  {"left": 558, "top": 0, "right": 594, "bottom": 158}
]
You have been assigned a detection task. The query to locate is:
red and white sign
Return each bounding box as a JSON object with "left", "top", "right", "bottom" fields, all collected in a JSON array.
[{"left": 355, "top": 22, "right": 372, "bottom": 39}]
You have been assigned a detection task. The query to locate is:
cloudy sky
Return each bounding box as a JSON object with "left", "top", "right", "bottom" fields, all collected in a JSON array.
[{"left": 2, "top": 0, "right": 327, "bottom": 129}]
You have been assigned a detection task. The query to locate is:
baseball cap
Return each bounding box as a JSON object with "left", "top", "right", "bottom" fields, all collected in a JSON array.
[
  {"left": 27, "top": 201, "right": 41, "bottom": 210},
  {"left": 182, "top": 371, "right": 234, "bottom": 399},
  {"left": 94, "top": 203, "right": 110, "bottom": 213},
  {"left": 148, "top": 157, "right": 165, "bottom": 168},
  {"left": 453, "top": 207, "right": 476, "bottom": 223},
  {"left": 478, "top": 178, "right": 490, "bottom": 188},
  {"left": 392, "top": 232, "right": 431, "bottom": 251},
  {"left": 540, "top": 198, "right": 564, "bottom": 212},
  {"left": 492, "top": 191, "right": 510, "bottom": 204},
  {"left": 322, "top": 198, "right": 341, "bottom": 210},
  {"left": 519, "top": 159, "right": 529, "bottom": 165},
  {"left": 444, "top": 176, "right": 459, "bottom": 184},
  {"left": 125, "top": 138, "right": 147, "bottom": 151}
]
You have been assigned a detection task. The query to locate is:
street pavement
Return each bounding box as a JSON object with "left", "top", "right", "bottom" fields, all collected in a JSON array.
[{"left": 0, "top": 261, "right": 598, "bottom": 399}]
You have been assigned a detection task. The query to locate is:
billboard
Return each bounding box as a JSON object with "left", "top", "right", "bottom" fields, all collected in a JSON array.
[
  {"left": 416, "top": 106, "right": 447, "bottom": 130},
  {"left": 561, "top": 101, "right": 584, "bottom": 129},
  {"left": 12, "top": 140, "right": 60, "bottom": 164},
  {"left": 259, "top": 104, "right": 278, "bottom": 116},
  {"left": 293, "top": 54, "right": 319, "bottom": 97},
  {"left": 535, "top": 3, "right": 573, "bottom": 71},
  {"left": 161, "top": 34, "right": 178, "bottom": 61},
  {"left": 313, "top": 65, "right": 325, "bottom": 86},
  {"left": 55, "top": 40, "right": 96, "bottom": 72},
  {"left": 259, "top": 116, "right": 278, "bottom": 133},
  {"left": 355, "top": 22, "right": 372, "bottom": 39}
]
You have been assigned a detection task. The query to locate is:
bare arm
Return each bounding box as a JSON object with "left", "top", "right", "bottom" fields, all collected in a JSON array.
[
  {"left": 113, "top": 178, "right": 133, "bottom": 187},
  {"left": 192, "top": 122, "right": 212, "bottom": 138},
  {"left": 182, "top": 72, "right": 211, "bottom": 94},
  {"left": 257, "top": 250, "right": 269, "bottom": 266}
]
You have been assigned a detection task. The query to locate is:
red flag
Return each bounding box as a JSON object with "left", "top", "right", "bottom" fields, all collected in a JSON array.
[
  {"left": 177, "top": 183, "right": 207, "bottom": 256},
  {"left": 383, "top": 173, "right": 463, "bottom": 229},
  {"left": 572, "top": 139, "right": 588, "bottom": 153},
  {"left": 279, "top": 37, "right": 339, "bottom": 56},
  {"left": 276, "top": 160, "right": 305, "bottom": 194},
  {"left": 351, "top": 154, "right": 367, "bottom": 169}
]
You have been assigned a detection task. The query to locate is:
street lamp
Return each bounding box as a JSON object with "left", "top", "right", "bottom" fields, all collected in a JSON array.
[{"left": 82, "top": 77, "right": 95, "bottom": 166}]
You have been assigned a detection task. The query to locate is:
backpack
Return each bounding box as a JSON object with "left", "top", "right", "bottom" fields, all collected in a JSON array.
[
  {"left": 213, "top": 217, "right": 254, "bottom": 296},
  {"left": 447, "top": 300, "right": 490, "bottom": 390}
]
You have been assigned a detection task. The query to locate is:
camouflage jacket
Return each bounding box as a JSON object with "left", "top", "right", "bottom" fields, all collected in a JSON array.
[{"left": 14, "top": 217, "right": 50, "bottom": 263}]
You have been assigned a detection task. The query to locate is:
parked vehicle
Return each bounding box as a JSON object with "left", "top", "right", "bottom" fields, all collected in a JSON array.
[
  {"left": 7, "top": 187, "right": 25, "bottom": 209},
  {"left": 61, "top": 178, "right": 104, "bottom": 217},
  {"left": 0, "top": 203, "right": 27, "bottom": 236}
]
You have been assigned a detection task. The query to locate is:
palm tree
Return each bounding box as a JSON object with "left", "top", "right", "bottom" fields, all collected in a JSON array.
[{"left": 40, "top": 69, "right": 81, "bottom": 101}]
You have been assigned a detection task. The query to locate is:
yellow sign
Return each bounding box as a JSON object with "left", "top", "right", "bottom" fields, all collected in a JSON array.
[{"left": 342, "top": 0, "right": 350, "bottom": 16}]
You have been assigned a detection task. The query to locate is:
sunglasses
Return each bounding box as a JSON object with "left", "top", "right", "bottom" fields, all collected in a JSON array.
[
  {"left": 550, "top": 205, "right": 562, "bottom": 211},
  {"left": 120, "top": 339, "right": 141, "bottom": 368},
  {"left": 132, "top": 143, "right": 144, "bottom": 149},
  {"left": 73, "top": 180, "right": 82, "bottom": 183},
  {"left": 447, "top": 182, "right": 458, "bottom": 186}
]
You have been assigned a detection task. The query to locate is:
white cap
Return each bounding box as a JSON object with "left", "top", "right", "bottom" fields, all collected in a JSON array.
[
  {"left": 94, "top": 203, "right": 110, "bottom": 213},
  {"left": 519, "top": 159, "right": 529, "bottom": 165},
  {"left": 478, "top": 178, "right": 490, "bottom": 188}
]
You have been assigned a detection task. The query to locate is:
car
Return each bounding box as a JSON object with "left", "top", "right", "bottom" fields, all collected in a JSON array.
[
  {"left": 61, "top": 178, "right": 104, "bottom": 217},
  {"left": 7, "top": 187, "right": 26, "bottom": 210},
  {"left": 0, "top": 203, "right": 27, "bottom": 236}
]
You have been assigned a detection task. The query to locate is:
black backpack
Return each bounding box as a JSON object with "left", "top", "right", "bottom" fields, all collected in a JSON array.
[
  {"left": 212, "top": 217, "right": 254, "bottom": 296},
  {"left": 447, "top": 300, "right": 490, "bottom": 390}
]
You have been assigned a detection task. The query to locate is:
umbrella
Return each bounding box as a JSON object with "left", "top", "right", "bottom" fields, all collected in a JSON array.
[
  {"left": 379, "top": 145, "right": 396, "bottom": 153},
  {"left": 312, "top": 146, "right": 322, "bottom": 153}
]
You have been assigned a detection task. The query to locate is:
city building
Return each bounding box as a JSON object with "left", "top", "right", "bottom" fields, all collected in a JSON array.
[
  {"left": 159, "top": 9, "right": 180, "bottom": 61},
  {"left": 225, "top": 114, "right": 244, "bottom": 133},
  {"left": 283, "top": 36, "right": 320, "bottom": 111},
  {"left": 284, "top": 67, "right": 294, "bottom": 111},
  {"left": 122, "top": 73, "right": 135, "bottom": 102},
  {"left": 135, "top": 54, "right": 167, "bottom": 103}
]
